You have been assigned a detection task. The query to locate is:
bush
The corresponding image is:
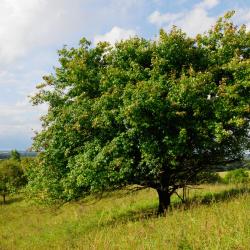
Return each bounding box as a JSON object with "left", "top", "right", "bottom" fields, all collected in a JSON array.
[
  {"left": 195, "top": 172, "right": 223, "bottom": 184},
  {"left": 224, "top": 168, "right": 249, "bottom": 184},
  {"left": 0, "top": 160, "right": 26, "bottom": 203}
]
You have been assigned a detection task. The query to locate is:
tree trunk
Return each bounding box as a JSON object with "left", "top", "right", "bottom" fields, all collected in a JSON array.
[
  {"left": 3, "top": 194, "right": 6, "bottom": 204},
  {"left": 157, "top": 189, "right": 171, "bottom": 215}
]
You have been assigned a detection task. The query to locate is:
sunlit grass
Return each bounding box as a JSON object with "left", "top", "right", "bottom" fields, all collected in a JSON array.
[{"left": 0, "top": 183, "right": 249, "bottom": 249}]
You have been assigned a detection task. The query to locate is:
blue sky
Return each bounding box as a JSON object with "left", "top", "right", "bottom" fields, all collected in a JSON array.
[{"left": 0, "top": 0, "right": 250, "bottom": 150}]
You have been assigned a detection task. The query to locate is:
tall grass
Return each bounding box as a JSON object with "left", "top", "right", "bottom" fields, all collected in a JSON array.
[{"left": 0, "top": 183, "right": 249, "bottom": 249}]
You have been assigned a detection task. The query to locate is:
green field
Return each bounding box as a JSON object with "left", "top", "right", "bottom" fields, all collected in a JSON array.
[{"left": 0, "top": 183, "right": 249, "bottom": 250}]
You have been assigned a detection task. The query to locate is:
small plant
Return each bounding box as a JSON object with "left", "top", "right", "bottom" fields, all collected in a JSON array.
[
  {"left": 178, "top": 238, "right": 193, "bottom": 250},
  {"left": 223, "top": 168, "right": 249, "bottom": 184}
]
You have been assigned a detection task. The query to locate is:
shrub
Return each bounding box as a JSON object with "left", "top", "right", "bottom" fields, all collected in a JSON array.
[
  {"left": 0, "top": 160, "right": 26, "bottom": 203},
  {"left": 195, "top": 172, "right": 223, "bottom": 184},
  {"left": 223, "top": 169, "right": 249, "bottom": 184}
]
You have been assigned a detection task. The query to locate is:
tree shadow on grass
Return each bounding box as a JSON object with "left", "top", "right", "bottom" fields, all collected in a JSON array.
[
  {"left": 0, "top": 196, "right": 23, "bottom": 205},
  {"left": 104, "top": 186, "right": 250, "bottom": 225},
  {"left": 184, "top": 186, "right": 250, "bottom": 206}
]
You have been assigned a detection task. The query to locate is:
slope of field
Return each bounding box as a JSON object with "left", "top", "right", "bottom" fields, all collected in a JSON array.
[{"left": 0, "top": 184, "right": 249, "bottom": 250}]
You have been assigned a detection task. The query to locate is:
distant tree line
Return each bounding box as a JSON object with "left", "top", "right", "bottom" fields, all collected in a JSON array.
[{"left": 0, "top": 150, "right": 37, "bottom": 160}]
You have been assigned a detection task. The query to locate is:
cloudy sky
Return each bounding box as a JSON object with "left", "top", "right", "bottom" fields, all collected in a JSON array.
[{"left": 0, "top": 0, "right": 250, "bottom": 150}]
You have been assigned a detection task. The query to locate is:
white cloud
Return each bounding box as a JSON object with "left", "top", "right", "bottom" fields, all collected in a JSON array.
[
  {"left": 148, "top": 11, "right": 183, "bottom": 27},
  {"left": 196, "top": 0, "right": 219, "bottom": 10},
  {"left": 149, "top": 0, "right": 220, "bottom": 36},
  {"left": 0, "top": 0, "right": 149, "bottom": 65},
  {"left": 178, "top": 8, "right": 217, "bottom": 36},
  {"left": 233, "top": 9, "right": 250, "bottom": 31},
  {"left": 0, "top": 0, "right": 83, "bottom": 65},
  {"left": 0, "top": 67, "right": 48, "bottom": 145},
  {"left": 0, "top": 0, "right": 45, "bottom": 63},
  {"left": 0, "top": 99, "right": 46, "bottom": 137},
  {"left": 94, "top": 26, "right": 136, "bottom": 45}
]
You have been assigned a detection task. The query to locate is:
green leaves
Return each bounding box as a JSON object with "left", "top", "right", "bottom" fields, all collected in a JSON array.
[{"left": 31, "top": 12, "right": 250, "bottom": 202}]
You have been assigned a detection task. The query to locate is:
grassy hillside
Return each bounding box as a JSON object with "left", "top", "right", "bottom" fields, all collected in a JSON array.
[{"left": 0, "top": 183, "right": 249, "bottom": 250}]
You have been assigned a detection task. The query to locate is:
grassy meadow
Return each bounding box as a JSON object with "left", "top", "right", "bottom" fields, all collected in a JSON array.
[{"left": 0, "top": 181, "right": 250, "bottom": 250}]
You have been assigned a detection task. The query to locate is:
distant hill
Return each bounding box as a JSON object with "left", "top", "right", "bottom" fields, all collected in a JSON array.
[
  {"left": 1, "top": 150, "right": 248, "bottom": 162},
  {"left": 0, "top": 151, "right": 37, "bottom": 159}
]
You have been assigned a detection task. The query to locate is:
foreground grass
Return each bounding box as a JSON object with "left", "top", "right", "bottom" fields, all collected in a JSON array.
[{"left": 0, "top": 184, "right": 249, "bottom": 250}]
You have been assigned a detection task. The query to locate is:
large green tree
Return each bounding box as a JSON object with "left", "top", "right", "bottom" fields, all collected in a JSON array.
[{"left": 31, "top": 12, "right": 249, "bottom": 213}]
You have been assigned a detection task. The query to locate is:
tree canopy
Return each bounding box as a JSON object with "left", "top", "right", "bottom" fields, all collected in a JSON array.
[{"left": 30, "top": 12, "right": 250, "bottom": 213}]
